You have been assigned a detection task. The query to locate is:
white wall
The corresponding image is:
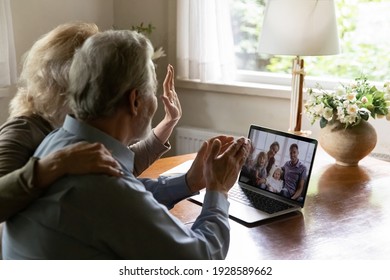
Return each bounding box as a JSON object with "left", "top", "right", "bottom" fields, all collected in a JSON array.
[
  {"left": 0, "top": 0, "right": 114, "bottom": 124},
  {"left": 113, "top": 0, "right": 170, "bottom": 137},
  {"left": 0, "top": 87, "right": 13, "bottom": 124},
  {"left": 11, "top": 0, "right": 114, "bottom": 64}
]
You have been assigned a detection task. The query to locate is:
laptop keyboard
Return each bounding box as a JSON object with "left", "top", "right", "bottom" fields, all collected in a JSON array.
[{"left": 228, "top": 186, "right": 295, "bottom": 214}]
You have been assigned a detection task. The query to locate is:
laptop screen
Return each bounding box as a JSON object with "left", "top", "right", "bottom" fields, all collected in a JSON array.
[{"left": 238, "top": 124, "right": 318, "bottom": 206}]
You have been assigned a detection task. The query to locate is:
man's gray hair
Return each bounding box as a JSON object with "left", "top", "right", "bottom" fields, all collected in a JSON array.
[{"left": 68, "top": 30, "right": 156, "bottom": 120}]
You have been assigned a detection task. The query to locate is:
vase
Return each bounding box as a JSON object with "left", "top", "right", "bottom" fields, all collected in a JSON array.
[{"left": 319, "top": 120, "right": 377, "bottom": 166}]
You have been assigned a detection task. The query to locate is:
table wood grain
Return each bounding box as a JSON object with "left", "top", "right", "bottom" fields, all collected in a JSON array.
[{"left": 140, "top": 148, "right": 390, "bottom": 259}]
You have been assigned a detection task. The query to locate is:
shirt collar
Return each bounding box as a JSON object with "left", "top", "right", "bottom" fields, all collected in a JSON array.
[
  {"left": 62, "top": 115, "right": 134, "bottom": 173},
  {"left": 289, "top": 159, "right": 302, "bottom": 168}
]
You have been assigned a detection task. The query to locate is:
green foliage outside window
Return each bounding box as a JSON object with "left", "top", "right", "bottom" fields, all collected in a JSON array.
[{"left": 231, "top": 0, "right": 390, "bottom": 82}]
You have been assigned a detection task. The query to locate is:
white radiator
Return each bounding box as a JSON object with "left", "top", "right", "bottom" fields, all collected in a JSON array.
[{"left": 175, "top": 126, "right": 239, "bottom": 155}]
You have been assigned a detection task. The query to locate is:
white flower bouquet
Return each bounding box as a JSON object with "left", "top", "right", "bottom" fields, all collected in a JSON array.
[{"left": 305, "top": 76, "right": 390, "bottom": 128}]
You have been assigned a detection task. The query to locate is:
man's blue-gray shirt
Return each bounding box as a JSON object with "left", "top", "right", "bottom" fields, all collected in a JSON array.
[{"left": 2, "top": 115, "right": 230, "bottom": 259}]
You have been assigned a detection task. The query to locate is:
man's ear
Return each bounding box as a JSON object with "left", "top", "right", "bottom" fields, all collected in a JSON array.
[{"left": 128, "top": 89, "right": 139, "bottom": 116}]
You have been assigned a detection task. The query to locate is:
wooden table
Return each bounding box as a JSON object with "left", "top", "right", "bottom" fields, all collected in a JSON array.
[{"left": 140, "top": 148, "right": 390, "bottom": 259}]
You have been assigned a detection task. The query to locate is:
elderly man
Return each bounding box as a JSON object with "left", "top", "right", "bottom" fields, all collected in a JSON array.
[{"left": 2, "top": 30, "right": 250, "bottom": 259}]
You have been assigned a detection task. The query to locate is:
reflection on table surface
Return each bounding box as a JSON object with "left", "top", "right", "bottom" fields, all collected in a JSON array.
[{"left": 141, "top": 148, "right": 390, "bottom": 259}]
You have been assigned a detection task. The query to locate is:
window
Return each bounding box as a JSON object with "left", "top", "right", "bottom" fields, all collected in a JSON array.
[
  {"left": 176, "top": 0, "right": 236, "bottom": 82},
  {"left": 177, "top": 0, "right": 390, "bottom": 90},
  {"left": 0, "top": 0, "right": 17, "bottom": 88},
  {"left": 231, "top": 0, "right": 390, "bottom": 83}
]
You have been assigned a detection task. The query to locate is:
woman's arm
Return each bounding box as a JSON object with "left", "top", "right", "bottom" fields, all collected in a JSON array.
[
  {"left": 0, "top": 141, "right": 122, "bottom": 222},
  {"left": 34, "top": 142, "right": 122, "bottom": 188},
  {"left": 0, "top": 157, "right": 42, "bottom": 222}
]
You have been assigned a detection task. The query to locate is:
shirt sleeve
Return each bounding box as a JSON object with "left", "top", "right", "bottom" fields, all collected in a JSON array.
[
  {"left": 129, "top": 130, "right": 171, "bottom": 177},
  {"left": 0, "top": 157, "right": 44, "bottom": 222},
  {"left": 0, "top": 118, "right": 48, "bottom": 222},
  {"left": 140, "top": 175, "right": 196, "bottom": 210},
  {"left": 300, "top": 164, "right": 308, "bottom": 181},
  {"left": 92, "top": 176, "right": 230, "bottom": 259}
]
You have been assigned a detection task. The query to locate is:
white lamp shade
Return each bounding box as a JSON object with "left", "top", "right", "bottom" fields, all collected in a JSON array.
[{"left": 258, "top": 0, "right": 340, "bottom": 56}]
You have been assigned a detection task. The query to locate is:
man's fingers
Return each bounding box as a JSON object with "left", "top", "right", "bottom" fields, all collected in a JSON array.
[
  {"left": 163, "top": 65, "right": 172, "bottom": 95},
  {"left": 206, "top": 135, "right": 234, "bottom": 155},
  {"left": 170, "top": 65, "right": 175, "bottom": 88},
  {"left": 221, "top": 137, "right": 244, "bottom": 156},
  {"left": 219, "top": 137, "right": 251, "bottom": 168},
  {"left": 208, "top": 135, "right": 234, "bottom": 143},
  {"left": 191, "top": 141, "right": 209, "bottom": 172},
  {"left": 237, "top": 145, "right": 249, "bottom": 166},
  {"left": 197, "top": 141, "right": 208, "bottom": 159},
  {"left": 207, "top": 139, "right": 222, "bottom": 162}
]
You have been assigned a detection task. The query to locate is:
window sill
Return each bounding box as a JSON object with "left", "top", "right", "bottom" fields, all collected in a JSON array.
[{"left": 176, "top": 78, "right": 292, "bottom": 100}]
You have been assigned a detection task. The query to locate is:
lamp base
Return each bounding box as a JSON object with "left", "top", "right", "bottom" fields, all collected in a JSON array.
[{"left": 289, "top": 57, "right": 305, "bottom": 133}]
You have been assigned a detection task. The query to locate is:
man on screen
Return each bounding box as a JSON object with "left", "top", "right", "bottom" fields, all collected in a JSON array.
[{"left": 280, "top": 144, "right": 307, "bottom": 201}]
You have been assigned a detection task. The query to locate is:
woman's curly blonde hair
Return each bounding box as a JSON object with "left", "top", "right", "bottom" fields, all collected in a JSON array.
[{"left": 8, "top": 22, "right": 99, "bottom": 127}]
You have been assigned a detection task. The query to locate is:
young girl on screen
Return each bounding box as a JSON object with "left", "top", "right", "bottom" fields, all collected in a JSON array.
[{"left": 266, "top": 167, "right": 284, "bottom": 193}]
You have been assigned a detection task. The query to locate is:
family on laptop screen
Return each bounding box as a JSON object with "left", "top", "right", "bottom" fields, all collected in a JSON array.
[{"left": 239, "top": 128, "right": 317, "bottom": 203}]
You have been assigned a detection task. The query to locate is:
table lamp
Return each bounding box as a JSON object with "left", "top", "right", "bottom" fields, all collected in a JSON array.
[{"left": 258, "top": 0, "right": 340, "bottom": 135}]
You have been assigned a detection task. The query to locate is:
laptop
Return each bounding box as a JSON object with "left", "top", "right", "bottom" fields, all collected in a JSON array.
[{"left": 164, "top": 124, "right": 318, "bottom": 225}]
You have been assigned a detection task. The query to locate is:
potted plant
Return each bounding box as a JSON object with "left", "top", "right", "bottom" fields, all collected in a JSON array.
[{"left": 305, "top": 76, "right": 390, "bottom": 166}]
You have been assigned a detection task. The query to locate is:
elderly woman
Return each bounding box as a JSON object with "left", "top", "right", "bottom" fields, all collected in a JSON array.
[{"left": 0, "top": 22, "right": 181, "bottom": 242}]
